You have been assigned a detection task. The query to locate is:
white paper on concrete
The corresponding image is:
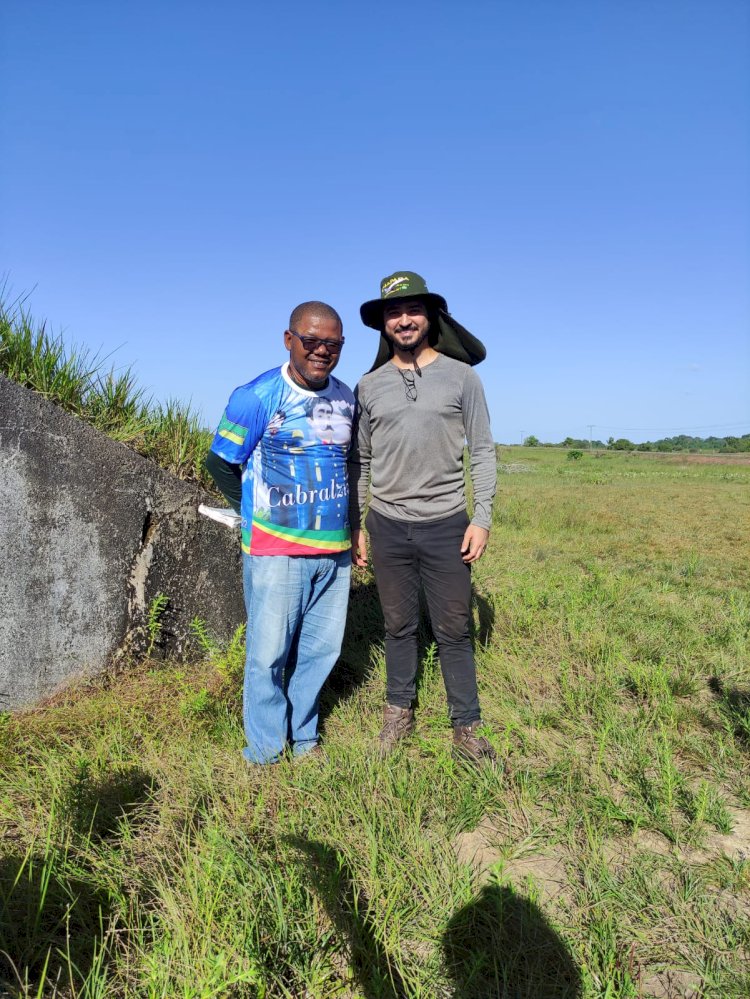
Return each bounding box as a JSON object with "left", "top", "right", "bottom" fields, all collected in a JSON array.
[{"left": 198, "top": 504, "right": 241, "bottom": 529}]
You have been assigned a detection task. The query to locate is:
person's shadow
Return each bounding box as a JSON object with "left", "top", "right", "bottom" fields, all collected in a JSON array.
[
  {"left": 0, "top": 765, "right": 155, "bottom": 994},
  {"left": 287, "top": 836, "right": 581, "bottom": 999},
  {"left": 319, "top": 573, "right": 384, "bottom": 720},
  {"left": 443, "top": 882, "right": 581, "bottom": 998},
  {"left": 471, "top": 589, "right": 495, "bottom": 649},
  {"left": 285, "top": 835, "right": 409, "bottom": 998},
  {"left": 0, "top": 851, "right": 111, "bottom": 993}
]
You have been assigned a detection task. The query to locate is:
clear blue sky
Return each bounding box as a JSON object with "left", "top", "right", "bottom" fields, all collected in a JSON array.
[{"left": 2, "top": 0, "right": 748, "bottom": 444}]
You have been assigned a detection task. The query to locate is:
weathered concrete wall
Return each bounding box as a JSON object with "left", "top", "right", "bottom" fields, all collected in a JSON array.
[{"left": 0, "top": 373, "right": 245, "bottom": 710}]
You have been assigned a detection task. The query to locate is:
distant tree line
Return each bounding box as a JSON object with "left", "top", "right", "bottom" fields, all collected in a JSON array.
[{"left": 522, "top": 433, "right": 750, "bottom": 452}]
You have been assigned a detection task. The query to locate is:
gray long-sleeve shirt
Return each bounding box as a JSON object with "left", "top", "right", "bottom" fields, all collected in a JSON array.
[{"left": 348, "top": 354, "right": 497, "bottom": 530}]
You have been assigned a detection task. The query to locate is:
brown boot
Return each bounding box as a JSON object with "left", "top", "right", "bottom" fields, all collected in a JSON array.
[
  {"left": 452, "top": 721, "right": 497, "bottom": 765},
  {"left": 378, "top": 704, "right": 415, "bottom": 755}
]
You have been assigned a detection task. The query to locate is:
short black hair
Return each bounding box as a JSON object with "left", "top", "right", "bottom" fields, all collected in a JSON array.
[
  {"left": 289, "top": 301, "right": 342, "bottom": 333},
  {"left": 304, "top": 396, "right": 334, "bottom": 418}
]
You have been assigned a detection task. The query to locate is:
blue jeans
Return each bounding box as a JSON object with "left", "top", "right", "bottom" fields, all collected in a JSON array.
[{"left": 242, "top": 552, "right": 351, "bottom": 763}]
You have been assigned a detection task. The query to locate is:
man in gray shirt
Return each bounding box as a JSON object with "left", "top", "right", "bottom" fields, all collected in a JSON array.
[{"left": 348, "top": 271, "right": 497, "bottom": 764}]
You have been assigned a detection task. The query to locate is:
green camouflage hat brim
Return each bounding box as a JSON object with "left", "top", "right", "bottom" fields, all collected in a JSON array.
[
  {"left": 360, "top": 270, "right": 447, "bottom": 329},
  {"left": 360, "top": 292, "right": 447, "bottom": 330}
]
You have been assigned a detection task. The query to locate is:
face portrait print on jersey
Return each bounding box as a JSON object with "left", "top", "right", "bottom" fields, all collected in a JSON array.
[
  {"left": 305, "top": 397, "right": 335, "bottom": 443},
  {"left": 251, "top": 381, "right": 353, "bottom": 550},
  {"left": 211, "top": 366, "right": 355, "bottom": 556}
]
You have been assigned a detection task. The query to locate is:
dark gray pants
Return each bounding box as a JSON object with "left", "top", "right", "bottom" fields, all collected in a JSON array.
[{"left": 365, "top": 508, "right": 481, "bottom": 727}]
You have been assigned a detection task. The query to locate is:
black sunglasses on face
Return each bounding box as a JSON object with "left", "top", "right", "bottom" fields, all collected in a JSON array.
[{"left": 288, "top": 329, "right": 345, "bottom": 354}]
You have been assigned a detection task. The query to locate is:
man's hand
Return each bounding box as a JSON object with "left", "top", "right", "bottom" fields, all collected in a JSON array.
[
  {"left": 461, "top": 525, "right": 489, "bottom": 563},
  {"left": 351, "top": 527, "right": 368, "bottom": 567}
]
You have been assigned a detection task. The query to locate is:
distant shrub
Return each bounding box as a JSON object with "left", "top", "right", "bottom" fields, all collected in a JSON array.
[{"left": 567, "top": 449, "right": 584, "bottom": 460}]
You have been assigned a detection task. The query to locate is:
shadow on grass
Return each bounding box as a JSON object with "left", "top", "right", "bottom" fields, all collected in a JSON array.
[
  {"left": 0, "top": 850, "right": 111, "bottom": 994},
  {"left": 63, "top": 762, "right": 156, "bottom": 840},
  {"left": 444, "top": 882, "right": 581, "bottom": 998},
  {"left": 320, "top": 574, "right": 495, "bottom": 728},
  {"left": 287, "top": 835, "right": 409, "bottom": 997},
  {"left": 471, "top": 589, "right": 496, "bottom": 648},
  {"left": 708, "top": 676, "right": 750, "bottom": 746},
  {"left": 288, "top": 836, "right": 580, "bottom": 999},
  {"left": 320, "top": 577, "right": 384, "bottom": 718},
  {"left": 0, "top": 766, "right": 155, "bottom": 994}
]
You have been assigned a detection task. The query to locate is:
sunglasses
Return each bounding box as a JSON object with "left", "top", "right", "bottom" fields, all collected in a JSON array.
[
  {"left": 399, "top": 368, "right": 418, "bottom": 401},
  {"left": 288, "top": 329, "right": 345, "bottom": 354}
]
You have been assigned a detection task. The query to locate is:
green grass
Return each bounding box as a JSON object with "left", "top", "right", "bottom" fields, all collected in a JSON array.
[
  {"left": 2, "top": 452, "right": 750, "bottom": 997},
  {"left": 0, "top": 293, "right": 213, "bottom": 487}
]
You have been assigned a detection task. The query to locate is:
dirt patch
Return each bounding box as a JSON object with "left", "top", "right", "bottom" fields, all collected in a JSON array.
[
  {"left": 688, "top": 806, "right": 750, "bottom": 863},
  {"left": 641, "top": 967, "right": 703, "bottom": 998},
  {"left": 632, "top": 829, "right": 674, "bottom": 858},
  {"left": 452, "top": 816, "right": 504, "bottom": 871},
  {"left": 452, "top": 819, "right": 570, "bottom": 907},
  {"left": 501, "top": 853, "right": 569, "bottom": 906},
  {"left": 608, "top": 810, "right": 750, "bottom": 867},
  {"left": 610, "top": 450, "right": 750, "bottom": 466},
  {"left": 666, "top": 453, "right": 750, "bottom": 466},
  {"left": 601, "top": 829, "right": 673, "bottom": 865},
  {"left": 498, "top": 462, "right": 534, "bottom": 474}
]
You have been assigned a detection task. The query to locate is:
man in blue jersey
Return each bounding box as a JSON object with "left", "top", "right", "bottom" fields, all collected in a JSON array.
[{"left": 206, "top": 302, "right": 354, "bottom": 764}]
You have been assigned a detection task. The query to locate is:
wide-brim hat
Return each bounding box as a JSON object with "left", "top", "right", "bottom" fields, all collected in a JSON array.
[{"left": 359, "top": 270, "right": 486, "bottom": 371}]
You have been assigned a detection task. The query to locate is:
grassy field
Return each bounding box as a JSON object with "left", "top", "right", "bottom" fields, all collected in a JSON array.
[{"left": 1, "top": 447, "right": 749, "bottom": 998}]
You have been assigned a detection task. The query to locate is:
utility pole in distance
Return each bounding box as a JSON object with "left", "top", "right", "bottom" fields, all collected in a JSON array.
[{"left": 588, "top": 425, "right": 594, "bottom": 451}]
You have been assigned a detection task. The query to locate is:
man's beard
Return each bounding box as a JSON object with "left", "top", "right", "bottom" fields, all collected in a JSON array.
[{"left": 391, "top": 327, "right": 429, "bottom": 373}]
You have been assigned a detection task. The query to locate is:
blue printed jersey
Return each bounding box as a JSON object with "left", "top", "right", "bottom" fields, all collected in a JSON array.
[{"left": 210, "top": 364, "right": 355, "bottom": 556}]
